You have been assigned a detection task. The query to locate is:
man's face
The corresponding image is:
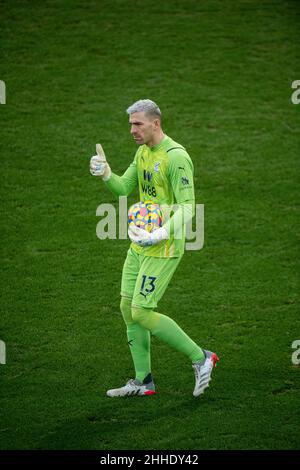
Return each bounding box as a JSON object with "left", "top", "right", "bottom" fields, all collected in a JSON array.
[{"left": 129, "top": 112, "right": 158, "bottom": 146}]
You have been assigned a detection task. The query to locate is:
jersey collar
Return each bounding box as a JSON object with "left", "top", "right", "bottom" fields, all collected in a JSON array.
[{"left": 149, "top": 134, "right": 169, "bottom": 152}]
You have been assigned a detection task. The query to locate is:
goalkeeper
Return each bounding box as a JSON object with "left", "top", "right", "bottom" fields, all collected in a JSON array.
[{"left": 90, "top": 99, "right": 219, "bottom": 397}]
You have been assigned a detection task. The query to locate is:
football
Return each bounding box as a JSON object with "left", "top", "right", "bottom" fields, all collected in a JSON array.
[{"left": 128, "top": 200, "right": 163, "bottom": 233}]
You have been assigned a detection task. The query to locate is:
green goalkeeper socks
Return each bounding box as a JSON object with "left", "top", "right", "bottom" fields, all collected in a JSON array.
[
  {"left": 120, "top": 297, "right": 151, "bottom": 382},
  {"left": 120, "top": 297, "right": 204, "bottom": 382},
  {"left": 131, "top": 307, "right": 204, "bottom": 363},
  {"left": 152, "top": 313, "right": 204, "bottom": 363},
  {"left": 126, "top": 323, "right": 151, "bottom": 382}
]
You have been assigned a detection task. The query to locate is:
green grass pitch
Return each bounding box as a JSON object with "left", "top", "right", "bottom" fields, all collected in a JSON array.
[{"left": 0, "top": 0, "right": 299, "bottom": 450}]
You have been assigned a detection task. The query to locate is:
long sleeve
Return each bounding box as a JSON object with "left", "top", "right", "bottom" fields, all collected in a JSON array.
[
  {"left": 105, "top": 160, "right": 138, "bottom": 197},
  {"left": 163, "top": 147, "right": 195, "bottom": 237},
  {"left": 163, "top": 200, "right": 195, "bottom": 237}
]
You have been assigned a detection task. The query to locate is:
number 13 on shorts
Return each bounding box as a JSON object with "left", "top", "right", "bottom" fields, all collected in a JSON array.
[{"left": 140, "top": 275, "right": 157, "bottom": 297}]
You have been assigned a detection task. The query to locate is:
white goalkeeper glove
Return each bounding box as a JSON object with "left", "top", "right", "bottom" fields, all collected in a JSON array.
[
  {"left": 128, "top": 225, "right": 168, "bottom": 247},
  {"left": 90, "top": 143, "right": 112, "bottom": 181}
]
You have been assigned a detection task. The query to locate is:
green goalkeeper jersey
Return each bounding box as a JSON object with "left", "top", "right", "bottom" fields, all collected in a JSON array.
[{"left": 105, "top": 135, "right": 195, "bottom": 258}]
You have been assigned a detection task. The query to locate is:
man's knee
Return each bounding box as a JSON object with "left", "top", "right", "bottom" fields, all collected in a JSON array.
[
  {"left": 132, "top": 305, "right": 160, "bottom": 330},
  {"left": 131, "top": 306, "right": 147, "bottom": 324}
]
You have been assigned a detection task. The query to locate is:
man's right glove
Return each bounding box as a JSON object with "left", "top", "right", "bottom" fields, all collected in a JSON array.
[{"left": 90, "top": 143, "right": 112, "bottom": 181}]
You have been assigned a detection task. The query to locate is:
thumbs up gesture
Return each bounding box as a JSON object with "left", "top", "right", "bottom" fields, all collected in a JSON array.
[{"left": 90, "top": 143, "right": 112, "bottom": 181}]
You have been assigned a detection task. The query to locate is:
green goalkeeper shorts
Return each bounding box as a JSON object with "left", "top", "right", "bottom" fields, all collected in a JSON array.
[{"left": 121, "top": 247, "right": 183, "bottom": 309}]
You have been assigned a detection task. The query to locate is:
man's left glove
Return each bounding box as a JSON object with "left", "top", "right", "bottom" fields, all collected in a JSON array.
[
  {"left": 128, "top": 225, "right": 168, "bottom": 247},
  {"left": 90, "top": 143, "right": 112, "bottom": 181}
]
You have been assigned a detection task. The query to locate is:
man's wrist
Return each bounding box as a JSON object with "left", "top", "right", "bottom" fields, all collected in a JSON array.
[
  {"left": 102, "top": 167, "right": 112, "bottom": 182},
  {"left": 151, "top": 226, "right": 168, "bottom": 243}
]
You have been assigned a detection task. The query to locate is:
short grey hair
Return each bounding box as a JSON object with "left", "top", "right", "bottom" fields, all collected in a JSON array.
[{"left": 126, "top": 99, "right": 161, "bottom": 120}]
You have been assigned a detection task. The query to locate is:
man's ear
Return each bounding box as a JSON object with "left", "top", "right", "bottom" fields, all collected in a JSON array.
[{"left": 153, "top": 118, "right": 161, "bottom": 130}]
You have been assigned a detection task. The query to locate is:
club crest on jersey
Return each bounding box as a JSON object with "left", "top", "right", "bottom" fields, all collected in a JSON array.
[{"left": 154, "top": 162, "right": 161, "bottom": 173}]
